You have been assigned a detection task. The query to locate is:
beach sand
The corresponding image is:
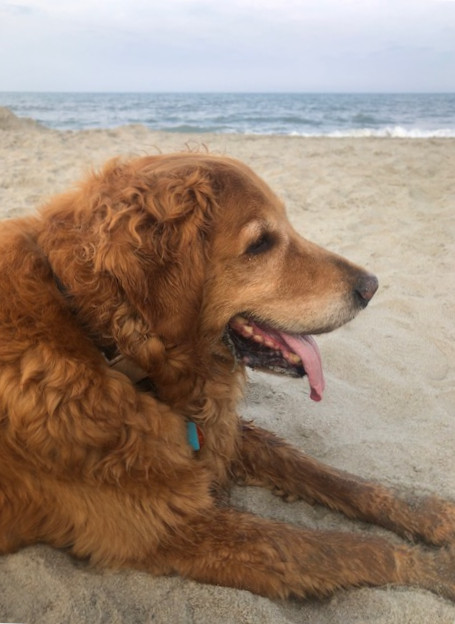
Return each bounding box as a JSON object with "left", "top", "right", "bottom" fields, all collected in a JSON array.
[{"left": 0, "top": 108, "right": 454, "bottom": 623}]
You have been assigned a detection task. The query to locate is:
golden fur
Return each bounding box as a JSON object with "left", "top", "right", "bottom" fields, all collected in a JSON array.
[{"left": 0, "top": 153, "right": 454, "bottom": 600}]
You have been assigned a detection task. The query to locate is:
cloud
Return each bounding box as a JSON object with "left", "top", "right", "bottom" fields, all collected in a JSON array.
[
  {"left": 0, "top": 0, "right": 453, "bottom": 91},
  {"left": 0, "top": 2, "right": 43, "bottom": 15}
]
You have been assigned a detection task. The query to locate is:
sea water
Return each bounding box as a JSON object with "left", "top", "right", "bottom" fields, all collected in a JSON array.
[{"left": 0, "top": 92, "right": 454, "bottom": 137}]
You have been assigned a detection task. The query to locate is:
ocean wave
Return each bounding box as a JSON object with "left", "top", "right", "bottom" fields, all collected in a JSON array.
[
  {"left": 2, "top": 99, "right": 455, "bottom": 139},
  {"left": 326, "top": 126, "right": 455, "bottom": 138},
  {"left": 287, "top": 125, "right": 455, "bottom": 138},
  {"left": 351, "top": 113, "right": 384, "bottom": 125}
]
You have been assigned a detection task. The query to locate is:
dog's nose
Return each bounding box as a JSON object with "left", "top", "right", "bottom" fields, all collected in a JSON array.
[{"left": 355, "top": 273, "right": 378, "bottom": 305}]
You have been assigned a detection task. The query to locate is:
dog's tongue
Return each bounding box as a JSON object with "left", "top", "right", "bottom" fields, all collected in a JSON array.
[{"left": 280, "top": 333, "right": 325, "bottom": 402}]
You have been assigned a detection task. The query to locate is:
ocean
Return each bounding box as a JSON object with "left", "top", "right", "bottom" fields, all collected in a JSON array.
[{"left": 0, "top": 92, "right": 454, "bottom": 137}]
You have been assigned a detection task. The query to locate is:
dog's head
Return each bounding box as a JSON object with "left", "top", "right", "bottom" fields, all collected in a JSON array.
[
  {"left": 41, "top": 153, "right": 377, "bottom": 401},
  {"left": 197, "top": 156, "right": 377, "bottom": 400}
]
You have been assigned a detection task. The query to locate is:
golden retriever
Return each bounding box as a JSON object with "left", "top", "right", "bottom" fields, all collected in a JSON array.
[{"left": 0, "top": 153, "right": 454, "bottom": 601}]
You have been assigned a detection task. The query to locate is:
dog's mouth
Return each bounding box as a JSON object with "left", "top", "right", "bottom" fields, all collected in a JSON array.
[{"left": 225, "top": 315, "right": 325, "bottom": 402}]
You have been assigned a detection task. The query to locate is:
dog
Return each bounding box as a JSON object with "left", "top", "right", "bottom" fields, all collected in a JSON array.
[{"left": 0, "top": 153, "right": 454, "bottom": 601}]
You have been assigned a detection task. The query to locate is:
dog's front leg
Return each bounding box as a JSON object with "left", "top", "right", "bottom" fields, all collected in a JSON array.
[
  {"left": 157, "top": 506, "right": 455, "bottom": 601},
  {"left": 231, "top": 421, "right": 455, "bottom": 546}
]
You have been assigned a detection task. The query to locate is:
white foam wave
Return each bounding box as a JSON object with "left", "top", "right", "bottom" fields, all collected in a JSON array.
[{"left": 325, "top": 126, "right": 455, "bottom": 139}]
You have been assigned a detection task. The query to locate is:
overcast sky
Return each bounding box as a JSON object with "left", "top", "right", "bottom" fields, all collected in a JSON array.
[{"left": 0, "top": 0, "right": 454, "bottom": 92}]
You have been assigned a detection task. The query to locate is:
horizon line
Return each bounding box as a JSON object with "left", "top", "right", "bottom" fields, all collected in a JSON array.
[{"left": 1, "top": 90, "right": 455, "bottom": 96}]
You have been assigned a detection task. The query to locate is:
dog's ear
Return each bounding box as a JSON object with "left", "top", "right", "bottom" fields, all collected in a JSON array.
[
  {"left": 140, "top": 161, "right": 216, "bottom": 257},
  {"left": 93, "top": 159, "right": 218, "bottom": 340}
]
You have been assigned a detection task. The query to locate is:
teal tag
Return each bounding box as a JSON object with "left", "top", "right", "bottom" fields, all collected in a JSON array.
[{"left": 187, "top": 421, "right": 200, "bottom": 451}]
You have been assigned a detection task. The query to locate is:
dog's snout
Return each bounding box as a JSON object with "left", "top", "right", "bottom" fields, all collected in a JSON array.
[{"left": 354, "top": 273, "right": 379, "bottom": 306}]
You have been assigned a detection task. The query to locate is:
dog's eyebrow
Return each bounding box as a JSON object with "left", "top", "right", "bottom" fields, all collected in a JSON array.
[{"left": 242, "top": 219, "right": 273, "bottom": 240}]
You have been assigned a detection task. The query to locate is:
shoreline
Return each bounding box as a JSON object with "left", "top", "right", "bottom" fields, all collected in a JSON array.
[
  {"left": 2, "top": 99, "right": 455, "bottom": 137},
  {"left": 0, "top": 112, "right": 455, "bottom": 623},
  {"left": 3, "top": 103, "right": 455, "bottom": 138}
]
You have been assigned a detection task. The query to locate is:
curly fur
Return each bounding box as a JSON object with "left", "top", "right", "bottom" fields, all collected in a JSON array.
[{"left": 1, "top": 153, "right": 455, "bottom": 600}]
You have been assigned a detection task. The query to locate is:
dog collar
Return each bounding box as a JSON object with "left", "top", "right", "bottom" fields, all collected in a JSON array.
[
  {"left": 109, "top": 357, "right": 205, "bottom": 451},
  {"left": 53, "top": 274, "right": 204, "bottom": 452},
  {"left": 109, "top": 356, "right": 204, "bottom": 451},
  {"left": 187, "top": 421, "right": 204, "bottom": 451}
]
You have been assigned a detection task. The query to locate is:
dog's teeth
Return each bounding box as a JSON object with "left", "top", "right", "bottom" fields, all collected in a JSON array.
[
  {"left": 264, "top": 338, "right": 275, "bottom": 348},
  {"left": 287, "top": 353, "right": 301, "bottom": 365},
  {"left": 234, "top": 316, "right": 249, "bottom": 326},
  {"left": 242, "top": 325, "right": 254, "bottom": 336},
  {"left": 253, "top": 334, "right": 264, "bottom": 344}
]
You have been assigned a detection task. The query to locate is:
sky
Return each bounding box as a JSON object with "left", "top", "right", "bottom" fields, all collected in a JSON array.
[{"left": 0, "top": 0, "right": 454, "bottom": 92}]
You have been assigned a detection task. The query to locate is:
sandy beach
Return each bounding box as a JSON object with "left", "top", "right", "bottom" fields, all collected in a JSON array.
[{"left": 0, "top": 107, "right": 454, "bottom": 623}]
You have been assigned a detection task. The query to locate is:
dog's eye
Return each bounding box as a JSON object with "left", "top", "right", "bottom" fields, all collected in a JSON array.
[{"left": 245, "top": 233, "right": 274, "bottom": 256}]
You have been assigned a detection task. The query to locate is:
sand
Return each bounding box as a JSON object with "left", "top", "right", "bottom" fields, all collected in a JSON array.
[{"left": 0, "top": 107, "right": 454, "bottom": 623}]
